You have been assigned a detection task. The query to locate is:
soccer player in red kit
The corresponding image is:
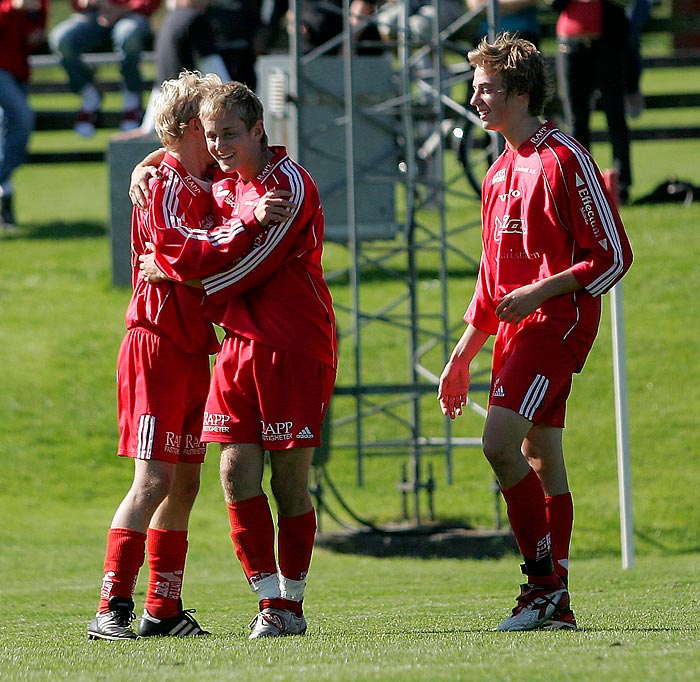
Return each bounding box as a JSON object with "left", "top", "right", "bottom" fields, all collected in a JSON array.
[
  {"left": 438, "top": 34, "right": 633, "bottom": 631},
  {"left": 88, "top": 72, "right": 266, "bottom": 641},
  {"left": 200, "top": 82, "right": 337, "bottom": 639},
  {"left": 137, "top": 81, "right": 337, "bottom": 638}
]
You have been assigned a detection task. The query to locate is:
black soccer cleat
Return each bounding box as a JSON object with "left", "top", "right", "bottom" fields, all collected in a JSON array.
[
  {"left": 87, "top": 597, "right": 138, "bottom": 641},
  {"left": 138, "top": 608, "right": 210, "bottom": 637}
]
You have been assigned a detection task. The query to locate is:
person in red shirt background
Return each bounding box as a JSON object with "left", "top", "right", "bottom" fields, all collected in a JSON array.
[
  {"left": 552, "top": 0, "right": 633, "bottom": 202},
  {"left": 438, "top": 33, "right": 632, "bottom": 632},
  {"left": 0, "top": 0, "right": 47, "bottom": 232},
  {"left": 49, "top": 0, "right": 161, "bottom": 137}
]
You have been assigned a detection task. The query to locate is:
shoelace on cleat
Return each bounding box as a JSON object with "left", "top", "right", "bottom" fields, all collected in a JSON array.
[{"left": 112, "top": 610, "right": 136, "bottom": 628}]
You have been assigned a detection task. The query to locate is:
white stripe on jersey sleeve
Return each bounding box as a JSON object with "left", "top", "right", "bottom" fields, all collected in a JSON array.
[{"left": 549, "top": 132, "right": 626, "bottom": 297}]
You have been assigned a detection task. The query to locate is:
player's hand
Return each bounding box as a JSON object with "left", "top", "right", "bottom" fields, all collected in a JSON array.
[
  {"left": 437, "top": 360, "right": 470, "bottom": 420},
  {"left": 495, "top": 283, "right": 544, "bottom": 324},
  {"left": 129, "top": 165, "right": 159, "bottom": 210},
  {"left": 138, "top": 242, "right": 168, "bottom": 283},
  {"left": 253, "top": 190, "right": 296, "bottom": 227}
]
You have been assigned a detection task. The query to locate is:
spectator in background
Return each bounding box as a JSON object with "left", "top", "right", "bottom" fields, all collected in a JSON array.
[
  {"left": 551, "top": 0, "right": 633, "bottom": 202},
  {"left": 117, "top": 0, "right": 232, "bottom": 140},
  {"left": 0, "top": 0, "right": 47, "bottom": 233},
  {"left": 467, "top": 0, "right": 541, "bottom": 46},
  {"left": 626, "top": 0, "right": 652, "bottom": 118},
  {"left": 205, "top": 0, "right": 264, "bottom": 89},
  {"left": 120, "top": 0, "right": 267, "bottom": 142},
  {"left": 153, "top": 0, "right": 231, "bottom": 84},
  {"left": 256, "top": 0, "right": 288, "bottom": 54},
  {"left": 279, "top": 0, "right": 384, "bottom": 55},
  {"left": 49, "top": 0, "right": 161, "bottom": 138},
  {"left": 373, "top": 0, "right": 465, "bottom": 58}
]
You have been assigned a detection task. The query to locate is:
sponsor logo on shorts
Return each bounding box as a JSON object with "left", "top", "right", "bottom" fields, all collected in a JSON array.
[
  {"left": 492, "top": 384, "right": 505, "bottom": 398},
  {"left": 164, "top": 432, "right": 203, "bottom": 455},
  {"left": 262, "top": 421, "right": 294, "bottom": 442},
  {"left": 296, "top": 426, "right": 314, "bottom": 439},
  {"left": 203, "top": 412, "right": 232, "bottom": 433}
]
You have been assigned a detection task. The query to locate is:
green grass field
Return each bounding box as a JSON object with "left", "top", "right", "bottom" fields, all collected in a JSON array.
[
  {"left": 2, "top": 143, "right": 699, "bottom": 679},
  {"left": 2, "top": 12, "right": 700, "bottom": 677}
]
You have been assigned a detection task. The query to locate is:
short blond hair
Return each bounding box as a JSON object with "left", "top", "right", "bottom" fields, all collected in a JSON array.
[
  {"left": 199, "top": 81, "right": 268, "bottom": 148},
  {"left": 153, "top": 71, "right": 223, "bottom": 150}
]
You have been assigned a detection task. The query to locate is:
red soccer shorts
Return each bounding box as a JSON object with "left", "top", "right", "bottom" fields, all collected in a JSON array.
[
  {"left": 489, "top": 322, "right": 581, "bottom": 428},
  {"left": 202, "top": 333, "right": 336, "bottom": 450},
  {"left": 116, "top": 327, "right": 211, "bottom": 463}
]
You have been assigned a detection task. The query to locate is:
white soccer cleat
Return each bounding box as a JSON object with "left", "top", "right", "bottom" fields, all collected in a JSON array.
[
  {"left": 495, "top": 580, "right": 571, "bottom": 632},
  {"left": 248, "top": 607, "right": 307, "bottom": 639}
]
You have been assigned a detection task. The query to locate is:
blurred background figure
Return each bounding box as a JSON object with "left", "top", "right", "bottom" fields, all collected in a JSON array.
[
  {"left": 49, "top": 0, "right": 162, "bottom": 138},
  {"left": 0, "top": 0, "right": 47, "bottom": 232},
  {"left": 552, "top": 0, "right": 633, "bottom": 203},
  {"left": 280, "top": 0, "right": 384, "bottom": 55},
  {"left": 373, "top": 0, "right": 465, "bottom": 67},
  {"left": 154, "top": 0, "right": 229, "bottom": 82},
  {"left": 204, "top": 0, "right": 264, "bottom": 88},
  {"left": 626, "top": 0, "right": 652, "bottom": 119},
  {"left": 118, "top": 0, "right": 233, "bottom": 139},
  {"left": 467, "top": 0, "right": 541, "bottom": 46}
]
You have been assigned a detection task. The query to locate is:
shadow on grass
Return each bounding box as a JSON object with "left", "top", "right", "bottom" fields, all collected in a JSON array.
[
  {"left": 5, "top": 221, "right": 108, "bottom": 240},
  {"left": 633, "top": 530, "right": 700, "bottom": 556}
]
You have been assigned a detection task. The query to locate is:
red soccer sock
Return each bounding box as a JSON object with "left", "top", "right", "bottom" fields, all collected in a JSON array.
[
  {"left": 98, "top": 528, "right": 147, "bottom": 613},
  {"left": 278, "top": 508, "right": 317, "bottom": 582},
  {"left": 259, "top": 597, "right": 303, "bottom": 616},
  {"left": 275, "top": 508, "right": 317, "bottom": 616},
  {"left": 501, "top": 469, "right": 557, "bottom": 588},
  {"left": 545, "top": 492, "right": 574, "bottom": 583},
  {"left": 227, "top": 495, "right": 277, "bottom": 588},
  {"left": 143, "top": 528, "right": 188, "bottom": 619}
]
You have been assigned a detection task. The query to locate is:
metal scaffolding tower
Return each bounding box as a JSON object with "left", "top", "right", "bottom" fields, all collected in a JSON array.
[{"left": 258, "top": 1, "right": 501, "bottom": 525}]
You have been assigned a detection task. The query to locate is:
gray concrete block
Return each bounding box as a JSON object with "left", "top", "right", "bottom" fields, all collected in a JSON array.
[{"left": 107, "top": 136, "right": 160, "bottom": 287}]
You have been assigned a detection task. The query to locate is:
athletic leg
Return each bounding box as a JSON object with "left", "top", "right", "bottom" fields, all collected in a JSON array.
[
  {"left": 99, "top": 459, "right": 176, "bottom": 611},
  {"left": 523, "top": 425, "right": 574, "bottom": 584},
  {"left": 271, "top": 448, "right": 316, "bottom": 616},
  {"left": 221, "top": 443, "right": 280, "bottom": 603},
  {"left": 142, "top": 461, "right": 202, "bottom": 620}
]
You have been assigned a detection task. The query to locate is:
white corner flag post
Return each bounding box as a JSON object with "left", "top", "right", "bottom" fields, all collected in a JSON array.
[{"left": 610, "top": 282, "right": 635, "bottom": 569}]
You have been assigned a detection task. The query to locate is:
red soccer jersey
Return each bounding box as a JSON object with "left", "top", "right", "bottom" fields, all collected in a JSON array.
[
  {"left": 126, "top": 153, "right": 261, "bottom": 355},
  {"left": 202, "top": 146, "right": 338, "bottom": 369},
  {"left": 466, "top": 121, "right": 633, "bottom": 368}
]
